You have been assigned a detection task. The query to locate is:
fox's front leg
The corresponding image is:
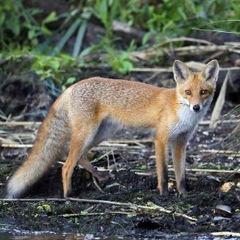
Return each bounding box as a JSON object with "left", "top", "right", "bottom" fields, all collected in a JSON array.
[
  {"left": 171, "top": 138, "right": 188, "bottom": 195},
  {"left": 154, "top": 134, "right": 169, "bottom": 196}
]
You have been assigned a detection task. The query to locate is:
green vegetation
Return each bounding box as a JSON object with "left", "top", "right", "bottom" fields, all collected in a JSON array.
[{"left": 0, "top": 0, "right": 239, "bottom": 82}]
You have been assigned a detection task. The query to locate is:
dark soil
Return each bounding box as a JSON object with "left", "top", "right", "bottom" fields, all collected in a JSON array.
[{"left": 0, "top": 70, "right": 240, "bottom": 239}]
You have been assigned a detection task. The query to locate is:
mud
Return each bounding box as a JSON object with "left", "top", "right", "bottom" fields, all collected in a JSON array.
[{"left": 0, "top": 109, "right": 240, "bottom": 239}]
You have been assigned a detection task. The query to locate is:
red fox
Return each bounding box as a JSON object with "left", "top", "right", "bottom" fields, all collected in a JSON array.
[{"left": 6, "top": 60, "right": 219, "bottom": 198}]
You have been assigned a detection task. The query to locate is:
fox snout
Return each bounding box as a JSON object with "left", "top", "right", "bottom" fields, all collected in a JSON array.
[{"left": 191, "top": 104, "right": 201, "bottom": 112}]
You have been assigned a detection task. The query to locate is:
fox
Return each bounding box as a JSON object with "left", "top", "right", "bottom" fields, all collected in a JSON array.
[{"left": 5, "top": 59, "right": 219, "bottom": 198}]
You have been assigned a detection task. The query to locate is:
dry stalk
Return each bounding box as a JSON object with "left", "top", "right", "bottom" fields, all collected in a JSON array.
[
  {"left": 200, "top": 119, "right": 240, "bottom": 126},
  {"left": 0, "top": 143, "right": 33, "bottom": 148},
  {"left": 133, "top": 167, "right": 239, "bottom": 175},
  {"left": 210, "top": 70, "right": 230, "bottom": 128},
  {"left": 0, "top": 121, "right": 41, "bottom": 126},
  {"left": 61, "top": 211, "right": 134, "bottom": 217},
  {"left": 211, "top": 232, "right": 240, "bottom": 237},
  {"left": 130, "top": 37, "right": 240, "bottom": 62},
  {"left": 200, "top": 149, "right": 240, "bottom": 157}
]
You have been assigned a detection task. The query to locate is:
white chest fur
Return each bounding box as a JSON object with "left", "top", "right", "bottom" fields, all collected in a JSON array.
[{"left": 170, "top": 105, "right": 206, "bottom": 140}]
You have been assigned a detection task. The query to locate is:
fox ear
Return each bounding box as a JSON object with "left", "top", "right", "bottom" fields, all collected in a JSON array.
[
  {"left": 202, "top": 59, "right": 219, "bottom": 81},
  {"left": 173, "top": 60, "right": 191, "bottom": 83}
]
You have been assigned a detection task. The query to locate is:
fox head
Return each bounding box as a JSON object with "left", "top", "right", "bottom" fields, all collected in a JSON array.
[{"left": 173, "top": 59, "right": 219, "bottom": 112}]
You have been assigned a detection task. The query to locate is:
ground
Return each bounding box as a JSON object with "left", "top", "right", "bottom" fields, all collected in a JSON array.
[{"left": 0, "top": 68, "right": 239, "bottom": 239}]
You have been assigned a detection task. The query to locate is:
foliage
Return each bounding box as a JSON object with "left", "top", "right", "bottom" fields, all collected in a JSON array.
[
  {"left": 32, "top": 54, "right": 80, "bottom": 85},
  {"left": 0, "top": 46, "right": 79, "bottom": 85},
  {"left": 90, "top": 0, "right": 119, "bottom": 41},
  {"left": 0, "top": 0, "right": 58, "bottom": 47},
  {"left": 118, "top": 0, "right": 240, "bottom": 42},
  {"left": 87, "top": 0, "right": 135, "bottom": 73},
  {"left": 1, "top": 0, "right": 240, "bottom": 78},
  {"left": 106, "top": 50, "right": 133, "bottom": 74}
]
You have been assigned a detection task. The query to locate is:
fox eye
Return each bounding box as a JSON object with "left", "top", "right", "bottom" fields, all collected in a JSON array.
[
  {"left": 185, "top": 90, "right": 191, "bottom": 95},
  {"left": 200, "top": 89, "right": 208, "bottom": 95}
]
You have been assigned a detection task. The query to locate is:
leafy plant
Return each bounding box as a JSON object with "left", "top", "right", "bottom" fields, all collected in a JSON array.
[
  {"left": 1, "top": 0, "right": 240, "bottom": 78},
  {"left": 90, "top": 0, "right": 120, "bottom": 41},
  {"left": 32, "top": 54, "right": 80, "bottom": 84},
  {"left": 117, "top": 0, "right": 240, "bottom": 42},
  {"left": 107, "top": 50, "right": 133, "bottom": 74},
  {"left": 50, "top": 10, "right": 91, "bottom": 57},
  {"left": 0, "top": 0, "right": 59, "bottom": 48}
]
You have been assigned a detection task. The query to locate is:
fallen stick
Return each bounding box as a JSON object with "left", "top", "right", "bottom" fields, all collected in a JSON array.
[
  {"left": 61, "top": 211, "right": 134, "bottom": 217},
  {"left": 0, "top": 121, "right": 41, "bottom": 126},
  {"left": 199, "top": 119, "right": 240, "bottom": 125},
  {"left": 0, "top": 143, "right": 33, "bottom": 148},
  {"left": 211, "top": 231, "right": 240, "bottom": 237},
  {"left": 134, "top": 167, "right": 239, "bottom": 175},
  {"left": 131, "top": 66, "right": 240, "bottom": 73},
  {"left": 0, "top": 197, "right": 197, "bottom": 222},
  {"left": 200, "top": 149, "right": 240, "bottom": 156}
]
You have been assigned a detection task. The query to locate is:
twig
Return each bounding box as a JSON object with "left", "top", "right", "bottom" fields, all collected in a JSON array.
[
  {"left": 99, "top": 141, "right": 129, "bottom": 147},
  {"left": 131, "top": 66, "right": 239, "bottom": 73},
  {"left": 131, "top": 67, "right": 172, "bottom": 73},
  {"left": 171, "top": 45, "right": 238, "bottom": 55},
  {"left": 66, "top": 198, "right": 198, "bottom": 222},
  {"left": 130, "top": 37, "right": 216, "bottom": 61},
  {"left": 150, "top": 37, "right": 214, "bottom": 48},
  {"left": 0, "top": 197, "right": 197, "bottom": 222},
  {"left": 0, "top": 121, "right": 41, "bottom": 126},
  {"left": 92, "top": 145, "right": 144, "bottom": 151},
  {"left": 0, "top": 143, "right": 33, "bottom": 148},
  {"left": 184, "top": 168, "right": 240, "bottom": 174},
  {"left": 91, "top": 149, "right": 116, "bottom": 164},
  {"left": 134, "top": 167, "right": 240, "bottom": 175},
  {"left": 61, "top": 211, "right": 134, "bottom": 218},
  {"left": 131, "top": 44, "right": 240, "bottom": 61},
  {"left": 199, "top": 119, "right": 240, "bottom": 125},
  {"left": 0, "top": 198, "right": 66, "bottom": 202},
  {"left": 200, "top": 149, "right": 240, "bottom": 156},
  {"left": 211, "top": 232, "right": 240, "bottom": 237}
]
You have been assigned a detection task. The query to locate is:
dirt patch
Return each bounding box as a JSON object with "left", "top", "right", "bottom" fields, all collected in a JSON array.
[{"left": 0, "top": 110, "right": 240, "bottom": 238}]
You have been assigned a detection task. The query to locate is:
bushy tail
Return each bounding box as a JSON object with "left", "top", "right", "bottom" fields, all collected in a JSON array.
[{"left": 6, "top": 109, "right": 69, "bottom": 198}]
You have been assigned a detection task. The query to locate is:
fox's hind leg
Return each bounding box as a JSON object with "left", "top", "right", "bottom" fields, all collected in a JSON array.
[
  {"left": 62, "top": 134, "right": 85, "bottom": 198},
  {"left": 77, "top": 117, "right": 119, "bottom": 182},
  {"left": 62, "top": 121, "right": 113, "bottom": 197},
  {"left": 78, "top": 155, "right": 112, "bottom": 181}
]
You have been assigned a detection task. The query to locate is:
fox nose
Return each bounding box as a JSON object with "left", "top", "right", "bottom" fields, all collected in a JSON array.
[{"left": 193, "top": 104, "right": 200, "bottom": 112}]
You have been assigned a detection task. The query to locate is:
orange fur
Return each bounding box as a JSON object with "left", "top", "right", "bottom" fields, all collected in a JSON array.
[{"left": 6, "top": 60, "right": 219, "bottom": 198}]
